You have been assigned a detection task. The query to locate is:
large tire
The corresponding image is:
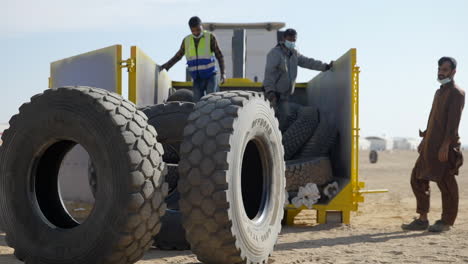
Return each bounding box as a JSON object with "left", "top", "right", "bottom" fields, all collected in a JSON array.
[
  {"left": 161, "top": 143, "right": 179, "bottom": 163},
  {"left": 165, "top": 164, "right": 179, "bottom": 194},
  {"left": 285, "top": 157, "right": 334, "bottom": 191},
  {"left": 369, "top": 150, "right": 378, "bottom": 164},
  {"left": 153, "top": 210, "right": 190, "bottom": 250},
  {"left": 295, "top": 116, "right": 338, "bottom": 159},
  {"left": 283, "top": 106, "right": 319, "bottom": 160},
  {"left": 284, "top": 102, "right": 302, "bottom": 130},
  {"left": 140, "top": 102, "right": 195, "bottom": 252},
  {"left": 0, "top": 87, "right": 167, "bottom": 264},
  {"left": 140, "top": 102, "right": 195, "bottom": 163},
  {"left": 178, "top": 91, "right": 285, "bottom": 264},
  {"left": 167, "top": 89, "right": 194, "bottom": 102}
]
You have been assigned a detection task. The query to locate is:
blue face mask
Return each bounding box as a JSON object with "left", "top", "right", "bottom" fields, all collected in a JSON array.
[{"left": 284, "top": 40, "right": 296, "bottom": 50}]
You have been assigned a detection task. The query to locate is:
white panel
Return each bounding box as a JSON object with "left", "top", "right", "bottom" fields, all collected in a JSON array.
[
  {"left": 58, "top": 145, "right": 94, "bottom": 202},
  {"left": 212, "top": 30, "right": 234, "bottom": 78},
  {"left": 135, "top": 48, "right": 157, "bottom": 106},
  {"left": 157, "top": 69, "right": 171, "bottom": 104},
  {"left": 134, "top": 47, "right": 172, "bottom": 105},
  {"left": 245, "top": 29, "right": 277, "bottom": 82},
  {"left": 50, "top": 45, "right": 120, "bottom": 93}
]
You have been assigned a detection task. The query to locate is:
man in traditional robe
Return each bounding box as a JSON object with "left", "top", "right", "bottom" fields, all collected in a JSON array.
[{"left": 402, "top": 57, "right": 464, "bottom": 232}]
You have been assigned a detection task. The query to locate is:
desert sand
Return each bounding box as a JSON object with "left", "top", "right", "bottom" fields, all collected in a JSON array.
[{"left": 1, "top": 150, "right": 467, "bottom": 264}]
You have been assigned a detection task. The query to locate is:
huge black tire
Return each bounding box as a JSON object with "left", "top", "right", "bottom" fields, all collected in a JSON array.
[
  {"left": 295, "top": 116, "right": 338, "bottom": 159},
  {"left": 285, "top": 157, "right": 334, "bottom": 191},
  {"left": 283, "top": 106, "right": 319, "bottom": 160},
  {"left": 167, "top": 89, "right": 194, "bottom": 102},
  {"left": 153, "top": 210, "right": 190, "bottom": 250},
  {"left": 151, "top": 164, "right": 189, "bottom": 250},
  {"left": 178, "top": 91, "right": 285, "bottom": 264},
  {"left": 284, "top": 102, "right": 302, "bottom": 130},
  {"left": 165, "top": 164, "right": 179, "bottom": 194},
  {"left": 0, "top": 87, "right": 167, "bottom": 264},
  {"left": 369, "top": 150, "right": 378, "bottom": 164},
  {"left": 140, "top": 102, "right": 195, "bottom": 163},
  {"left": 161, "top": 144, "right": 179, "bottom": 163}
]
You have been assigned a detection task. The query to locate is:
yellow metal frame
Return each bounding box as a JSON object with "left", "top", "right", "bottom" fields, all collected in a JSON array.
[
  {"left": 172, "top": 78, "right": 309, "bottom": 89},
  {"left": 285, "top": 48, "right": 366, "bottom": 225},
  {"left": 128, "top": 46, "right": 137, "bottom": 103}
]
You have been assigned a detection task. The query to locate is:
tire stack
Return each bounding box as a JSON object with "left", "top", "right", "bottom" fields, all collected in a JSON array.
[
  {"left": 282, "top": 103, "right": 338, "bottom": 198},
  {"left": 140, "top": 101, "right": 195, "bottom": 250}
]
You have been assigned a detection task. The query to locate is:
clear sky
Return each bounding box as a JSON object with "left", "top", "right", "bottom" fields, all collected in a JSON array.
[{"left": 1, "top": 0, "right": 467, "bottom": 140}]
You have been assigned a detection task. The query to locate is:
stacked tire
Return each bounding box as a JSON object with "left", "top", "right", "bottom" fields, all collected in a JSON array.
[
  {"left": 281, "top": 104, "right": 338, "bottom": 193},
  {"left": 140, "top": 101, "right": 195, "bottom": 250}
]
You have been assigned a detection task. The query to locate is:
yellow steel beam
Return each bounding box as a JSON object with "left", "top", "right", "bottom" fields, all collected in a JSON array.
[
  {"left": 172, "top": 78, "right": 309, "bottom": 89},
  {"left": 127, "top": 46, "right": 137, "bottom": 103},
  {"left": 358, "top": 189, "right": 389, "bottom": 194}
]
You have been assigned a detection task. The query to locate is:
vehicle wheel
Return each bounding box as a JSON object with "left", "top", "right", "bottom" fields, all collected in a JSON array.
[
  {"left": 148, "top": 163, "right": 189, "bottom": 250},
  {"left": 167, "top": 89, "right": 194, "bottom": 102},
  {"left": 285, "top": 157, "right": 333, "bottom": 191},
  {"left": 284, "top": 102, "right": 302, "bottom": 130},
  {"left": 295, "top": 116, "right": 338, "bottom": 159},
  {"left": 140, "top": 102, "right": 195, "bottom": 163},
  {"left": 153, "top": 210, "right": 190, "bottom": 250},
  {"left": 0, "top": 87, "right": 167, "bottom": 264},
  {"left": 140, "top": 102, "right": 196, "bottom": 251},
  {"left": 369, "top": 150, "right": 378, "bottom": 164},
  {"left": 178, "top": 91, "right": 285, "bottom": 264},
  {"left": 161, "top": 144, "right": 179, "bottom": 163},
  {"left": 283, "top": 106, "right": 319, "bottom": 160}
]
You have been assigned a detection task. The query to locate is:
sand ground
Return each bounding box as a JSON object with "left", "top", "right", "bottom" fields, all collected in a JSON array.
[{"left": 1, "top": 150, "right": 467, "bottom": 264}]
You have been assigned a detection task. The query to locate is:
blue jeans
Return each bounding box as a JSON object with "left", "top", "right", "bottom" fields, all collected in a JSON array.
[{"left": 193, "top": 74, "right": 219, "bottom": 102}]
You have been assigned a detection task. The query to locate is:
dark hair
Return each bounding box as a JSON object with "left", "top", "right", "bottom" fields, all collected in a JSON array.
[
  {"left": 284, "top": 28, "right": 297, "bottom": 38},
  {"left": 438, "top": 56, "right": 457, "bottom": 70},
  {"left": 188, "top": 16, "right": 202, "bottom": 28}
]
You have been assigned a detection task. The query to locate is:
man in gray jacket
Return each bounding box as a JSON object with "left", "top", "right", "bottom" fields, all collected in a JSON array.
[{"left": 263, "top": 28, "right": 332, "bottom": 130}]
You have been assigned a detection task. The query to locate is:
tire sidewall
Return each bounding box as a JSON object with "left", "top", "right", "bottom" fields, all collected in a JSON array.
[
  {"left": 228, "top": 97, "right": 284, "bottom": 259},
  {"left": 1, "top": 91, "right": 139, "bottom": 262}
]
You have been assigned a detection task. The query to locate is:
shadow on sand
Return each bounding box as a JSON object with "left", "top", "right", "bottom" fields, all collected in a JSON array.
[{"left": 276, "top": 228, "right": 436, "bottom": 251}]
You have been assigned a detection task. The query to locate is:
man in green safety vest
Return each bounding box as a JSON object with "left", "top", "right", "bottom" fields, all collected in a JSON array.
[{"left": 160, "top": 16, "right": 226, "bottom": 101}]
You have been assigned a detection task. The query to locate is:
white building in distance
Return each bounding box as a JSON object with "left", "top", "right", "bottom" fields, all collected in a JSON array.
[{"left": 393, "top": 137, "right": 420, "bottom": 150}]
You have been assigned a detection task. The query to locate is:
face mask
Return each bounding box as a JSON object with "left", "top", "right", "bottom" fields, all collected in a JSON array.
[
  {"left": 284, "top": 40, "right": 296, "bottom": 50},
  {"left": 193, "top": 32, "right": 204, "bottom": 39},
  {"left": 437, "top": 77, "right": 452, "bottom": 85}
]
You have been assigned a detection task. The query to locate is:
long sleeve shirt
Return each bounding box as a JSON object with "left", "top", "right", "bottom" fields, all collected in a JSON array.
[
  {"left": 263, "top": 44, "right": 329, "bottom": 96},
  {"left": 415, "top": 82, "right": 465, "bottom": 181},
  {"left": 161, "top": 33, "right": 225, "bottom": 75}
]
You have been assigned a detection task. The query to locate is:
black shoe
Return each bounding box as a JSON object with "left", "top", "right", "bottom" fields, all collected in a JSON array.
[
  {"left": 401, "top": 218, "right": 429, "bottom": 231},
  {"left": 428, "top": 220, "right": 451, "bottom": 232}
]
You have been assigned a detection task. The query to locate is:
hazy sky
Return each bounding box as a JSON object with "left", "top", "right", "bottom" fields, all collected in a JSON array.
[{"left": 1, "top": 0, "right": 467, "bottom": 140}]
